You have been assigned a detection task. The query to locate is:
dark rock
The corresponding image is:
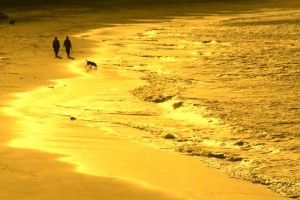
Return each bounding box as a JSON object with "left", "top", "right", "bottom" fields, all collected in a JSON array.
[
  {"left": 9, "top": 20, "right": 15, "bottom": 25},
  {"left": 234, "top": 141, "right": 246, "bottom": 146},
  {"left": 207, "top": 152, "right": 226, "bottom": 159},
  {"left": 152, "top": 95, "right": 173, "bottom": 103},
  {"left": 227, "top": 156, "right": 243, "bottom": 162},
  {"left": 70, "top": 116, "right": 77, "bottom": 121},
  {"left": 173, "top": 102, "right": 183, "bottom": 109},
  {"left": 163, "top": 133, "right": 176, "bottom": 139}
]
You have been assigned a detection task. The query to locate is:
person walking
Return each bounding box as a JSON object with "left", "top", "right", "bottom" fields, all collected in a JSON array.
[
  {"left": 63, "top": 36, "right": 72, "bottom": 58},
  {"left": 52, "top": 37, "right": 60, "bottom": 57}
]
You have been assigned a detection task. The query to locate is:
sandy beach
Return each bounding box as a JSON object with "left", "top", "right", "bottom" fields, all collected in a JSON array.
[{"left": 1, "top": 1, "right": 299, "bottom": 199}]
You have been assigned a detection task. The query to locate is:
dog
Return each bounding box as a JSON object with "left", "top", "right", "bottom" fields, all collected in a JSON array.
[{"left": 85, "top": 59, "right": 97, "bottom": 68}]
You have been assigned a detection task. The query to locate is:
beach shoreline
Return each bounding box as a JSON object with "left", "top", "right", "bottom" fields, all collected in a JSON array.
[
  {"left": 0, "top": 5, "right": 188, "bottom": 200},
  {"left": 1, "top": 2, "right": 299, "bottom": 199}
]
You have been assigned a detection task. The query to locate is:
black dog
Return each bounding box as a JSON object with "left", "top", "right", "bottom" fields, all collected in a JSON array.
[{"left": 85, "top": 59, "right": 97, "bottom": 68}]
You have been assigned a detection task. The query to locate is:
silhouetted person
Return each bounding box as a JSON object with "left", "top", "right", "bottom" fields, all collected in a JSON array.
[
  {"left": 63, "top": 36, "right": 72, "bottom": 58},
  {"left": 52, "top": 37, "right": 60, "bottom": 57}
]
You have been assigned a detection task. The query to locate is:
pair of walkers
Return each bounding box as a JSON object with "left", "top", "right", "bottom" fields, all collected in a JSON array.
[{"left": 53, "top": 36, "right": 72, "bottom": 58}]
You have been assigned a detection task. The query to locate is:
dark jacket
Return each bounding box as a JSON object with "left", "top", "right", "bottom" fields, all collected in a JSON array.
[
  {"left": 64, "top": 39, "right": 72, "bottom": 49},
  {"left": 53, "top": 39, "right": 60, "bottom": 49}
]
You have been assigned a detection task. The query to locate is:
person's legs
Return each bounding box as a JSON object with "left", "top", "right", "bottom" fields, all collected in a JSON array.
[
  {"left": 66, "top": 48, "right": 70, "bottom": 57},
  {"left": 54, "top": 49, "right": 59, "bottom": 57}
]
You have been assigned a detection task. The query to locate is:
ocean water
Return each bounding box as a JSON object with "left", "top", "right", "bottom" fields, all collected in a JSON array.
[
  {"left": 74, "top": 10, "right": 299, "bottom": 198},
  {"left": 6, "top": 8, "right": 299, "bottom": 199}
]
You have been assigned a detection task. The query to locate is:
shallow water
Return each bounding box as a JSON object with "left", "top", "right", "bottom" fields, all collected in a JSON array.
[
  {"left": 79, "top": 11, "right": 300, "bottom": 198},
  {"left": 6, "top": 9, "right": 300, "bottom": 199}
]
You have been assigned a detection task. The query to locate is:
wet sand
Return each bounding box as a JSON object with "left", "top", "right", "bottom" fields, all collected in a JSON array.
[
  {"left": 1, "top": 1, "right": 299, "bottom": 200},
  {"left": 2, "top": 59, "right": 289, "bottom": 200}
]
